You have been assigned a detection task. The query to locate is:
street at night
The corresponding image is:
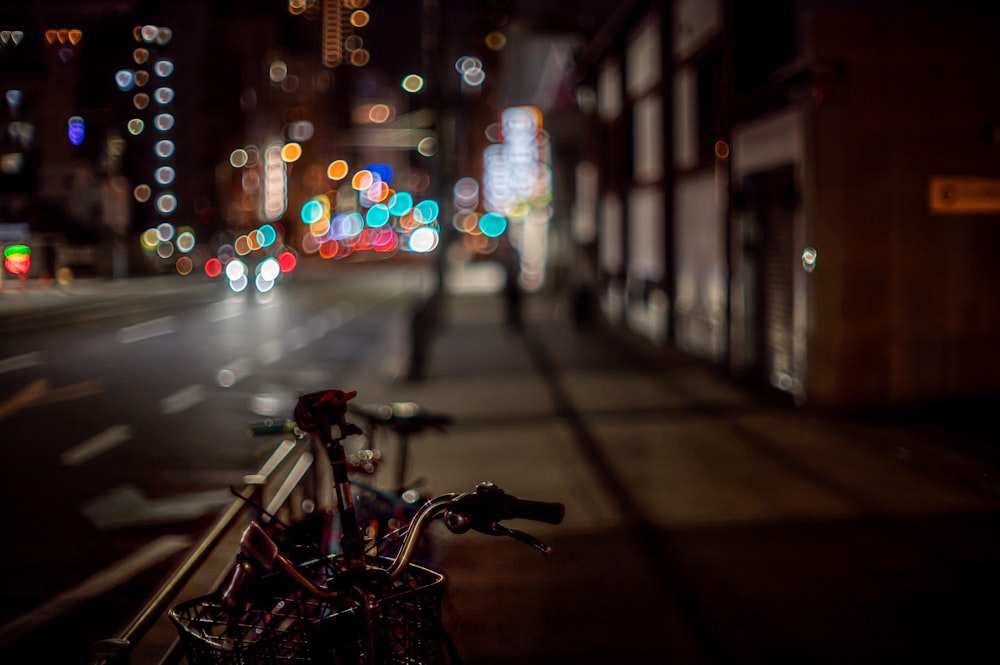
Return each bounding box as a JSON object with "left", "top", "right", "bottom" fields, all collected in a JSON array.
[{"left": 3, "top": 1, "right": 1000, "bottom": 664}]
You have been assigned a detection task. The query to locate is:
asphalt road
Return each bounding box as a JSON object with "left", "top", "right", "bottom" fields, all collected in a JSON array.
[{"left": 0, "top": 263, "right": 428, "bottom": 663}]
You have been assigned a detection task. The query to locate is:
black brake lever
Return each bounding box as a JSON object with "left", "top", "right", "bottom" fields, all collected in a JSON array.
[{"left": 489, "top": 524, "right": 554, "bottom": 557}]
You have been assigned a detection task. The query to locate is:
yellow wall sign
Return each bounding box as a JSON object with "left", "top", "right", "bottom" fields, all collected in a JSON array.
[{"left": 929, "top": 175, "right": 1000, "bottom": 214}]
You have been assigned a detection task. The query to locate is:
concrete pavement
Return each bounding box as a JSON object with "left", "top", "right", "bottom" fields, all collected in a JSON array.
[{"left": 340, "top": 279, "right": 1000, "bottom": 664}]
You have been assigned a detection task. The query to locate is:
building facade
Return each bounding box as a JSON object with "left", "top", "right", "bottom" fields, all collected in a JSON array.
[{"left": 574, "top": 0, "right": 1000, "bottom": 408}]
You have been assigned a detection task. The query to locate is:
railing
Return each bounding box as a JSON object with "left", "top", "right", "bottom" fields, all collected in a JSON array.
[{"left": 89, "top": 436, "right": 328, "bottom": 665}]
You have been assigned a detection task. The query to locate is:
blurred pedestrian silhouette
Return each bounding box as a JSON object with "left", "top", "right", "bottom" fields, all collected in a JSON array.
[{"left": 497, "top": 239, "right": 522, "bottom": 331}]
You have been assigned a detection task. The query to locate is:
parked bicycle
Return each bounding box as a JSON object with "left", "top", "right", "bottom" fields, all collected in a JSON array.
[
  {"left": 246, "top": 397, "right": 454, "bottom": 562},
  {"left": 171, "top": 388, "right": 564, "bottom": 664}
]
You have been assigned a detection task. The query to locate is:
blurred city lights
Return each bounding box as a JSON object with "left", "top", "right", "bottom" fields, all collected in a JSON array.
[
  {"left": 175, "top": 255, "right": 193, "bottom": 275},
  {"left": 417, "top": 136, "right": 437, "bottom": 157},
  {"left": 226, "top": 258, "right": 247, "bottom": 281},
  {"left": 134, "top": 71, "right": 149, "bottom": 87},
  {"left": 485, "top": 31, "right": 507, "bottom": 51},
  {"left": 127, "top": 118, "right": 144, "bottom": 135},
  {"left": 155, "top": 193, "right": 177, "bottom": 214},
  {"left": 154, "top": 59, "right": 174, "bottom": 77},
  {"left": 67, "top": 116, "right": 85, "bottom": 145},
  {"left": 278, "top": 251, "right": 297, "bottom": 272},
  {"left": 388, "top": 191, "right": 413, "bottom": 216},
  {"left": 327, "top": 159, "right": 349, "bottom": 180},
  {"left": 280, "top": 142, "right": 302, "bottom": 162},
  {"left": 802, "top": 247, "right": 818, "bottom": 272},
  {"left": 230, "top": 148, "right": 249, "bottom": 168},
  {"left": 204, "top": 257, "right": 223, "bottom": 278},
  {"left": 5, "top": 89, "right": 23, "bottom": 112},
  {"left": 133, "top": 93, "right": 149, "bottom": 109},
  {"left": 414, "top": 199, "right": 439, "bottom": 223},
  {"left": 156, "top": 222, "right": 174, "bottom": 242},
  {"left": 269, "top": 60, "right": 288, "bottom": 83},
  {"left": 479, "top": 212, "right": 507, "bottom": 237},
  {"left": 154, "top": 87, "right": 174, "bottom": 104},
  {"left": 154, "top": 113, "right": 174, "bottom": 131},
  {"left": 408, "top": 227, "right": 438, "bottom": 253},
  {"left": 155, "top": 140, "right": 175, "bottom": 157},
  {"left": 366, "top": 204, "right": 390, "bottom": 227},
  {"left": 288, "top": 120, "right": 315, "bottom": 141},
  {"left": 3, "top": 245, "right": 30, "bottom": 275},
  {"left": 133, "top": 48, "right": 148, "bottom": 64},
  {"left": 115, "top": 69, "right": 135, "bottom": 90},
  {"left": 401, "top": 74, "right": 425, "bottom": 93},
  {"left": 351, "top": 10, "right": 370, "bottom": 27},
  {"left": 134, "top": 184, "right": 151, "bottom": 202},
  {"left": 176, "top": 229, "right": 196, "bottom": 252},
  {"left": 301, "top": 198, "right": 324, "bottom": 224},
  {"left": 155, "top": 166, "right": 175, "bottom": 185},
  {"left": 262, "top": 144, "right": 288, "bottom": 221}
]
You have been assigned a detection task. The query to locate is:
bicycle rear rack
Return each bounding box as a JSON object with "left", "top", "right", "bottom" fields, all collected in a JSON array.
[{"left": 90, "top": 435, "right": 332, "bottom": 665}]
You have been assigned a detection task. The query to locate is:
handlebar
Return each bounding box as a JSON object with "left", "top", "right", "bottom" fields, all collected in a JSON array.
[{"left": 223, "top": 482, "right": 565, "bottom": 605}]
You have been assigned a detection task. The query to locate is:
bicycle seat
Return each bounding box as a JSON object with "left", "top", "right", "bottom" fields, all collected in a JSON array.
[{"left": 353, "top": 401, "right": 454, "bottom": 435}]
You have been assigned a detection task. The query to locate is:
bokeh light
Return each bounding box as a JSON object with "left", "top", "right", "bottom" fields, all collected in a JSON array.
[
  {"left": 485, "top": 31, "right": 507, "bottom": 51},
  {"left": 280, "top": 142, "right": 302, "bottom": 162},
  {"left": 230, "top": 149, "right": 249, "bottom": 168},
  {"left": 388, "top": 192, "right": 413, "bottom": 216},
  {"left": 154, "top": 113, "right": 174, "bottom": 131},
  {"left": 154, "top": 87, "right": 174, "bottom": 104},
  {"left": 401, "top": 74, "right": 425, "bottom": 93},
  {"left": 154, "top": 59, "right": 174, "bottom": 77},
  {"left": 67, "top": 116, "right": 85, "bottom": 146},
  {"left": 205, "top": 257, "right": 223, "bottom": 278},
  {"left": 479, "top": 212, "right": 507, "bottom": 237},
  {"left": 327, "top": 159, "right": 349, "bottom": 180},
  {"left": 366, "top": 204, "right": 390, "bottom": 227},
  {"left": 134, "top": 184, "right": 151, "bottom": 202},
  {"left": 408, "top": 227, "right": 439, "bottom": 253},
  {"left": 155, "top": 166, "right": 175, "bottom": 185},
  {"left": 115, "top": 69, "right": 135, "bottom": 91}
]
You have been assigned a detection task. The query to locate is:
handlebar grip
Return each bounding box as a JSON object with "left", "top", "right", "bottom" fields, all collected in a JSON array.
[
  {"left": 246, "top": 419, "right": 296, "bottom": 436},
  {"left": 505, "top": 497, "right": 565, "bottom": 525}
]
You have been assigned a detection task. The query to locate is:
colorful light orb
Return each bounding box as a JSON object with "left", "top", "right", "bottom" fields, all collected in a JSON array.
[
  {"left": 3, "top": 244, "right": 30, "bottom": 274},
  {"left": 115, "top": 69, "right": 135, "bottom": 91},
  {"left": 478, "top": 212, "right": 507, "bottom": 237},
  {"left": 401, "top": 74, "right": 425, "bottom": 93},
  {"left": 67, "top": 116, "right": 85, "bottom": 146},
  {"left": 300, "top": 199, "right": 324, "bottom": 224},
  {"left": 366, "top": 204, "right": 390, "bottom": 228},
  {"left": 327, "top": 159, "right": 349, "bottom": 180},
  {"left": 387, "top": 192, "right": 413, "bottom": 216}
]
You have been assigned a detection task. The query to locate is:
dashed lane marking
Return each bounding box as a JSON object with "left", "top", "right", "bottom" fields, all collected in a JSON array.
[
  {"left": 59, "top": 424, "right": 132, "bottom": 466},
  {"left": 117, "top": 315, "right": 177, "bottom": 343},
  {"left": 0, "top": 351, "right": 42, "bottom": 375},
  {"left": 160, "top": 384, "right": 207, "bottom": 415}
]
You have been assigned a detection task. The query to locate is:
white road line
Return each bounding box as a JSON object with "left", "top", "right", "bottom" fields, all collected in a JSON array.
[
  {"left": 117, "top": 315, "right": 177, "bottom": 343},
  {"left": 0, "top": 534, "right": 191, "bottom": 648},
  {"left": 60, "top": 424, "right": 132, "bottom": 466},
  {"left": 258, "top": 338, "right": 284, "bottom": 364},
  {"left": 216, "top": 356, "right": 253, "bottom": 388},
  {"left": 208, "top": 298, "right": 244, "bottom": 322},
  {"left": 160, "top": 384, "right": 207, "bottom": 415},
  {"left": 0, "top": 351, "right": 42, "bottom": 375}
]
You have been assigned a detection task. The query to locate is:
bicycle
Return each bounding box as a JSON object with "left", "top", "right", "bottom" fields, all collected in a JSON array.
[
  {"left": 246, "top": 398, "right": 454, "bottom": 562},
  {"left": 170, "top": 388, "right": 564, "bottom": 664}
]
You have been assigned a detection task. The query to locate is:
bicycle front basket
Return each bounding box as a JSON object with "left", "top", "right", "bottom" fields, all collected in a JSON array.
[{"left": 169, "top": 557, "right": 445, "bottom": 665}]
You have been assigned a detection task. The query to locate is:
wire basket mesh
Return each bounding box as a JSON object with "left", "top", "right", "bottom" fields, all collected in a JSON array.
[{"left": 170, "top": 556, "right": 445, "bottom": 665}]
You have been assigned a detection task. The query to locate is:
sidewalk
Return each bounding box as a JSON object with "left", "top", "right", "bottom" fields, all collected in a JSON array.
[{"left": 340, "top": 284, "right": 1000, "bottom": 664}]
